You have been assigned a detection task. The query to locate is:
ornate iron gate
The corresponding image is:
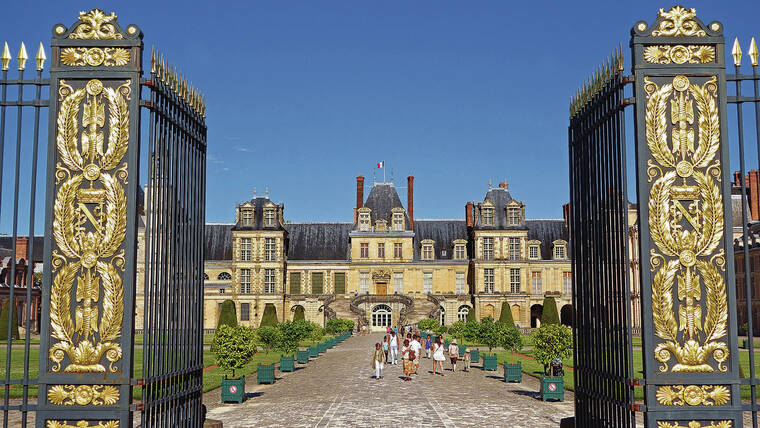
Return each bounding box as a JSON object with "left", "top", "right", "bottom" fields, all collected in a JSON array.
[
  {"left": 571, "top": 6, "right": 758, "bottom": 427},
  {"left": 0, "top": 9, "right": 206, "bottom": 427}
]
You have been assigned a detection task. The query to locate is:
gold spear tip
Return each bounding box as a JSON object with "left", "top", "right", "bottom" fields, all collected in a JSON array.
[
  {"left": 750, "top": 37, "right": 758, "bottom": 67},
  {"left": 35, "top": 42, "right": 46, "bottom": 71},
  {"left": 17, "top": 42, "right": 28, "bottom": 71},
  {"left": 732, "top": 37, "right": 742, "bottom": 66},
  {"left": 1, "top": 42, "right": 11, "bottom": 71}
]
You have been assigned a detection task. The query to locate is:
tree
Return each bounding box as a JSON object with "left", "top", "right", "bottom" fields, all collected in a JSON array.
[
  {"left": 466, "top": 307, "right": 476, "bottom": 322},
  {"left": 0, "top": 299, "right": 19, "bottom": 340},
  {"left": 216, "top": 300, "right": 237, "bottom": 329},
  {"left": 498, "top": 302, "right": 515, "bottom": 328},
  {"left": 260, "top": 303, "right": 278, "bottom": 327},
  {"left": 293, "top": 306, "right": 305, "bottom": 321},
  {"left": 308, "top": 321, "right": 325, "bottom": 342},
  {"left": 477, "top": 317, "right": 501, "bottom": 354},
  {"left": 498, "top": 324, "right": 523, "bottom": 363},
  {"left": 211, "top": 325, "right": 257, "bottom": 378},
  {"left": 532, "top": 324, "right": 573, "bottom": 374},
  {"left": 417, "top": 318, "right": 440, "bottom": 332},
  {"left": 340, "top": 319, "right": 354, "bottom": 332},
  {"left": 463, "top": 320, "right": 481, "bottom": 344},
  {"left": 447, "top": 321, "right": 466, "bottom": 343},
  {"left": 277, "top": 321, "right": 306, "bottom": 357},
  {"left": 540, "top": 296, "right": 560, "bottom": 326},
  {"left": 257, "top": 325, "right": 282, "bottom": 355}
]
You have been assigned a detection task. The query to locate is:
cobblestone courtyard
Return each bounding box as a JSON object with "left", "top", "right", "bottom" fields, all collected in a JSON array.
[{"left": 204, "top": 333, "right": 573, "bottom": 427}]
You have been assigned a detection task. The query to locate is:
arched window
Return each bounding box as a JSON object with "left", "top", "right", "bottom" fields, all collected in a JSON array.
[
  {"left": 439, "top": 305, "right": 446, "bottom": 326},
  {"left": 372, "top": 304, "right": 392, "bottom": 328},
  {"left": 457, "top": 305, "right": 470, "bottom": 322},
  {"left": 217, "top": 272, "right": 232, "bottom": 281}
]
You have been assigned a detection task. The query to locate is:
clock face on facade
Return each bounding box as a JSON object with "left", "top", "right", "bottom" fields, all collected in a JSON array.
[
  {"left": 547, "top": 383, "right": 557, "bottom": 392},
  {"left": 229, "top": 385, "right": 238, "bottom": 394}
]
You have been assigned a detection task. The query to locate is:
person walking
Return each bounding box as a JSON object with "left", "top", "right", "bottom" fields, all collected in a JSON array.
[
  {"left": 448, "top": 340, "right": 460, "bottom": 372},
  {"left": 401, "top": 339, "right": 413, "bottom": 381},
  {"left": 432, "top": 336, "right": 445, "bottom": 376},
  {"left": 410, "top": 334, "right": 422, "bottom": 376},
  {"left": 424, "top": 334, "right": 432, "bottom": 359},
  {"left": 389, "top": 331, "right": 398, "bottom": 365},
  {"left": 382, "top": 335, "right": 389, "bottom": 363},
  {"left": 372, "top": 342, "right": 385, "bottom": 379},
  {"left": 463, "top": 348, "right": 471, "bottom": 372}
]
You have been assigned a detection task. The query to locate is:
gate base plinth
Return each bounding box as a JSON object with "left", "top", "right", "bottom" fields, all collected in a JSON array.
[
  {"left": 559, "top": 417, "right": 574, "bottom": 428},
  {"left": 204, "top": 419, "right": 223, "bottom": 428}
]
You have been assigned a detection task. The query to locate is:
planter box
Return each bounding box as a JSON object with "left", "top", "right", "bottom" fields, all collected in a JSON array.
[
  {"left": 309, "top": 346, "right": 319, "bottom": 358},
  {"left": 297, "top": 349, "right": 309, "bottom": 364},
  {"left": 470, "top": 349, "right": 479, "bottom": 363},
  {"left": 317, "top": 343, "right": 327, "bottom": 354},
  {"left": 482, "top": 354, "right": 498, "bottom": 371},
  {"left": 221, "top": 376, "right": 245, "bottom": 403},
  {"left": 280, "top": 356, "right": 295, "bottom": 372},
  {"left": 257, "top": 363, "right": 275, "bottom": 384},
  {"left": 458, "top": 346, "right": 466, "bottom": 357},
  {"left": 540, "top": 376, "right": 564, "bottom": 401},
  {"left": 444, "top": 340, "right": 450, "bottom": 348},
  {"left": 504, "top": 362, "right": 522, "bottom": 383}
]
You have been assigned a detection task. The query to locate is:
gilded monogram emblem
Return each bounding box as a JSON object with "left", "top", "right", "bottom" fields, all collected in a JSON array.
[
  {"left": 645, "top": 74, "right": 728, "bottom": 373},
  {"left": 49, "top": 78, "right": 130, "bottom": 373},
  {"left": 656, "top": 384, "right": 730, "bottom": 406}
]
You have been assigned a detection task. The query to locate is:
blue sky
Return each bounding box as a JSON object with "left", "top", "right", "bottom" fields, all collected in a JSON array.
[{"left": 1, "top": 1, "right": 760, "bottom": 230}]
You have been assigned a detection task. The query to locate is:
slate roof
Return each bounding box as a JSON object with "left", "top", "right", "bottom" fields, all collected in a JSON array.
[
  {"left": 232, "top": 196, "right": 285, "bottom": 231},
  {"left": 732, "top": 194, "right": 751, "bottom": 228},
  {"left": 526, "top": 220, "right": 569, "bottom": 260},
  {"left": 205, "top": 224, "right": 234, "bottom": 261},
  {"left": 474, "top": 187, "right": 523, "bottom": 230},
  {"left": 285, "top": 223, "right": 353, "bottom": 261},
  {"left": 362, "top": 183, "right": 410, "bottom": 229},
  {"left": 0, "top": 236, "right": 44, "bottom": 262},
  {"left": 413, "top": 220, "right": 468, "bottom": 260}
]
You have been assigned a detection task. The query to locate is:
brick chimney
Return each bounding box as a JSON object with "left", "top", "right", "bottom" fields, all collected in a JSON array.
[
  {"left": 563, "top": 203, "right": 571, "bottom": 227},
  {"left": 750, "top": 170, "right": 760, "bottom": 221},
  {"left": 355, "top": 175, "right": 364, "bottom": 223},
  {"left": 734, "top": 171, "right": 742, "bottom": 186},
  {"left": 466, "top": 202, "right": 473, "bottom": 227},
  {"left": 15, "top": 237, "right": 29, "bottom": 260},
  {"left": 498, "top": 181, "right": 508, "bottom": 189},
  {"left": 407, "top": 175, "right": 414, "bottom": 229}
]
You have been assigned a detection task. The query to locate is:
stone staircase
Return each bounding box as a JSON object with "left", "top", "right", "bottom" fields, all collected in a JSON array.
[
  {"left": 403, "top": 296, "right": 438, "bottom": 325},
  {"left": 326, "top": 295, "right": 355, "bottom": 322}
]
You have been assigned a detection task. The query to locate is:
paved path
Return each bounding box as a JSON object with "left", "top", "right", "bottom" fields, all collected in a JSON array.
[{"left": 204, "top": 333, "right": 573, "bottom": 427}]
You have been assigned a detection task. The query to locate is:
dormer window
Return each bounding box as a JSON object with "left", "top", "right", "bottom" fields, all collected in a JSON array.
[
  {"left": 529, "top": 244, "right": 540, "bottom": 260},
  {"left": 264, "top": 208, "right": 276, "bottom": 227},
  {"left": 358, "top": 208, "right": 371, "bottom": 231},
  {"left": 553, "top": 240, "right": 567, "bottom": 260},
  {"left": 422, "top": 240, "right": 435, "bottom": 260},
  {"left": 482, "top": 207, "right": 494, "bottom": 226},
  {"left": 392, "top": 209, "right": 405, "bottom": 231},
  {"left": 241, "top": 209, "right": 253, "bottom": 226},
  {"left": 454, "top": 242, "right": 466, "bottom": 260},
  {"left": 508, "top": 207, "right": 521, "bottom": 225}
]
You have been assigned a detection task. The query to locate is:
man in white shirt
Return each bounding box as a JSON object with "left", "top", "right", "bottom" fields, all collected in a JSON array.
[
  {"left": 410, "top": 334, "right": 422, "bottom": 376},
  {"left": 389, "top": 332, "right": 399, "bottom": 364}
]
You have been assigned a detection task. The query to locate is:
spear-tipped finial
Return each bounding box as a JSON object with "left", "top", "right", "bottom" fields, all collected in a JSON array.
[
  {"left": 35, "top": 42, "right": 46, "bottom": 71},
  {"left": 732, "top": 37, "right": 742, "bottom": 67},
  {"left": 17, "top": 42, "right": 28, "bottom": 71},
  {"left": 265, "top": 187, "right": 269, "bottom": 198},
  {"left": 618, "top": 44, "right": 624, "bottom": 72},
  {"left": 0, "top": 42, "right": 10, "bottom": 71},
  {"left": 750, "top": 37, "right": 758, "bottom": 67},
  {"left": 150, "top": 47, "right": 156, "bottom": 74}
]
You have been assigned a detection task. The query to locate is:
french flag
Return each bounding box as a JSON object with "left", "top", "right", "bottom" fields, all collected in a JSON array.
[{"left": 377, "top": 161, "right": 384, "bottom": 168}]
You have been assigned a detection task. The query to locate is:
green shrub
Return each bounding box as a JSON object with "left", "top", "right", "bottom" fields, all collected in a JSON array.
[
  {"left": 466, "top": 307, "right": 476, "bottom": 322},
  {"left": 498, "top": 302, "right": 515, "bottom": 327},
  {"left": 260, "top": 303, "right": 278, "bottom": 327},
  {"left": 498, "top": 324, "right": 523, "bottom": 363},
  {"left": 463, "top": 320, "right": 481, "bottom": 344},
  {"left": 434, "top": 324, "right": 448, "bottom": 336},
  {"left": 540, "top": 296, "right": 560, "bottom": 326},
  {"left": 326, "top": 318, "right": 354, "bottom": 334},
  {"left": 477, "top": 317, "right": 501, "bottom": 354},
  {"left": 257, "top": 325, "right": 282, "bottom": 354},
  {"left": 447, "top": 321, "right": 466, "bottom": 342},
  {"left": 340, "top": 318, "right": 354, "bottom": 332},
  {"left": 216, "top": 300, "right": 237, "bottom": 329},
  {"left": 211, "top": 325, "right": 257, "bottom": 378},
  {"left": 417, "top": 318, "right": 440, "bottom": 332},
  {"left": 532, "top": 324, "right": 572, "bottom": 374},
  {"left": 277, "top": 321, "right": 307, "bottom": 357},
  {"left": 0, "top": 299, "right": 19, "bottom": 340},
  {"left": 293, "top": 305, "right": 305, "bottom": 321}
]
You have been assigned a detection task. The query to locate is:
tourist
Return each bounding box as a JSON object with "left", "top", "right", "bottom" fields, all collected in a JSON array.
[
  {"left": 448, "top": 340, "right": 459, "bottom": 372},
  {"left": 372, "top": 342, "right": 385, "bottom": 379},
  {"left": 431, "top": 336, "right": 445, "bottom": 376},
  {"left": 382, "top": 335, "right": 389, "bottom": 362},
  {"left": 463, "top": 348, "right": 471, "bottom": 372},
  {"left": 424, "top": 335, "right": 432, "bottom": 359},
  {"left": 389, "top": 331, "right": 398, "bottom": 364},
  {"left": 401, "top": 339, "right": 413, "bottom": 381},
  {"left": 410, "top": 334, "right": 422, "bottom": 376}
]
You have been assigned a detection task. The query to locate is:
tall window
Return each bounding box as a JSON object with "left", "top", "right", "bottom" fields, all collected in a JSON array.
[
  {"left": 265, "top": 208, "right": 275, "bottom": 227},
  {"left": 393, "top": 272, "right": 403, "bottom": 293},
  {"left": 311, "top": 272, "right": 323, "bottom": 294},
  {"left": 264, "top": 269, "right": 275, "bottom": 293},
  {"left": 563, "top": 272, "right": 572, "bottom": 295},
  {"left": 334, "top": 273, "right": 346, "bottom": 294},
  {"left": 241, "top": 303, "right": 250, "bottom": 321},
  {"left": 508, "top": 207, "right": 520, "bottom": 225},
  {"left": 240, "top": 268, "right": 251, "bottom": 294},
  {"left": 360, "top": 243, "right": 369, "bottom": 258},
  {"left": 423, "top": 272, "right": 433, "bottom": 294},
  {"left": 423, "top": 245, "right": 434, "bottom": 260},
  {"left": 510, "top": 268, "right": 521, "bottom": 293},
  {"left": 457, "top": 305, "right": 470, "bottom": 322},
  {"left": 240, "top": 238, "right": 251, "bottom": 261},
  {"left": 394, "top": 243, "right": 403, "bottom": 258},
  {"left": 241, "top": 209, "right": 253, "bottom": 226},
  {"left": 359, "top": 213, "right": 370, "bottom": 231},
  {"left": 529, "top": 245, "right": 539, "bottom": 260},
  {"left": 554, "top": 244, "right": 566, "bottom": 260},
  {"left": 360, "top": 273, "right": 369, "bottom": 293},
  {"left": 456, "top": 272, "right": 465, "bottom": 294},
  {"left": 509, "top": 238, "right": 520, "bottom": 261},
  {"left": 265, "top": 238, "right": 276, "bottom": 261},
  {"left": 290, "top": 272, "right": 301, "bottom": 294},
  {"left": 482, "top": 207, "right": 494, "bottom": 226},
  {"left": 483, "top": 268, "right": 494, "bottom": 293},
  {"left": 455, "top": 244, "right": 466, "bottom": 260},
  {"left": 531, "top": 271, "right": 542, "bottom": 294},
  {"left": 377, "top": 243, "right": 385, "bottom": 258},
  {"left": 482, "top": 238, "right": 493, "bottom": 260},
  {"left": 393, "top": 213, "right": 404, "bottom": 231}
]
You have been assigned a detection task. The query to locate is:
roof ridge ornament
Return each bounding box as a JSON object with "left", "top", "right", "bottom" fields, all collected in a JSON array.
[
  {"left": 69, "top": 9, "right": 124, "bottom": 40},
  {"left": 651, "top": 6, "right": 706, "bottom": 37}
]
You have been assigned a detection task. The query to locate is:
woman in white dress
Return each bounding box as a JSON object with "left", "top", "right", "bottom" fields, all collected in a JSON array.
[{"left": 431, "top": 336, "right": 446, "bottom": 376}]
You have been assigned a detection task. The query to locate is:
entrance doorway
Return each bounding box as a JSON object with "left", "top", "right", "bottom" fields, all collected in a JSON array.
[
  {"left": 372, "top": 304, "right": 392, "bottom": 330},
  {"left": 376, "top": 282, "right": 387, "bottom": 295}
]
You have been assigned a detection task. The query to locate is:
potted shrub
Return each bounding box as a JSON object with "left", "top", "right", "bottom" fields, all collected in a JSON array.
[
  {"left": 277, "top": 321, "right": 306, "bottom": 372},
  {"left": 418, "top": 318, "right": 440, "bottom": 334},
  {"left": 211, "top": 325, "right": 256, "bottom": 403},
  {"left": 533, "top": 324, "right": 572, "bottom": 401},
  {"left": 499, "top": 324, "right": 523, "bottom": 382},
  {"left": 477, "top": 317, "right": 500, "bottom": 371},
  {"left": 462, "top": 320, "right": 481, "bottom": 363},
  {"left": 256, "top": 326, "right": 282, "bottom": 384}
]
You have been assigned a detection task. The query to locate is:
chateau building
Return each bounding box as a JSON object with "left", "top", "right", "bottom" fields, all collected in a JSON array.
[{"left": 136, "top": 176, "right": 573, "bottom": 332}]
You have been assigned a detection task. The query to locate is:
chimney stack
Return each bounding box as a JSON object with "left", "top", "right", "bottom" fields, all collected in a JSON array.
[
  {"left": 563, "top": 203, "right": 571, "bottom": 227},
  {"left": 498, "top": 181, "right": 508, "bottom": 189},
  {"left": 750, "top": 170, "right": 760, "bottom": 221},
  {"left": 355, "top": 175, "right": 364, "bottom": 223},
  {"left": 466, "top": 202, "right": 473, "bottom": 227},
  {"left": 407, "top": 175, "right": 414, "bottom": 229},
  {"left": 15, "top": 237, "right": 29, "bottom": 260}
]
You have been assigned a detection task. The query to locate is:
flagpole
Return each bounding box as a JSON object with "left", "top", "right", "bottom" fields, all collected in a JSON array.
[{"left": 384, "top": 163, "right": 386, "bottom": 183}]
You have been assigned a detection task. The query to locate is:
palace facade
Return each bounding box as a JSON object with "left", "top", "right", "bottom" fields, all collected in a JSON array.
[{"left": 136, "top": 176, "right": 574, "bottom": 332}]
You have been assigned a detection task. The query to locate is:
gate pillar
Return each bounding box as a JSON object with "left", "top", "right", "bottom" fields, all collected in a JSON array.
[
  {"left": 37, "top": 9, "right": 142, "bottom": 428},
  {"left": 631, "top": 7, "right": 742, "bottom": 427}
]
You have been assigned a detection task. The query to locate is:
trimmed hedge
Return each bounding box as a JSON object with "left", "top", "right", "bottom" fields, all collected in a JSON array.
[
  {"left": 260, "top": 303, "right": 278, "bottom": 327},
  {"left": 217, "top": 300, "right": 238, "bottom": 329},
  {"left": 540, "top": 296, "right": 560, "bottom": 326},
  {"left": 499, "top": 302, "right": 515, "bottom": 327},
  {"left": 0, "top": 299, "right": 19, "bottom": 340}
]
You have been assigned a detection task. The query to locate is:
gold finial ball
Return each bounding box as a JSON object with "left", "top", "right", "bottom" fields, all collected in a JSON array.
[
  {"left": 672, "top": 75, "right": 690, "bottom": 92},
  {"left": 676, "top": 161, "right": 693, "bottom": 178},
  {"left": 86, "top": 79, "right": 104, "bottom": 95},
  {"left": 637, "top": 22, "right": 647, "bottom": 32},
  {"left": 679, "top": 250, "right": 696, "bottom": 267},
  {"left": 127, "top": 26, "right": 137, "bottom": 35},
  {"left": 710, "top": 22, "right": 720, "bottom": 31},
  {"left": 55, "top": 25, "right": 66, "bottom": 35}
]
